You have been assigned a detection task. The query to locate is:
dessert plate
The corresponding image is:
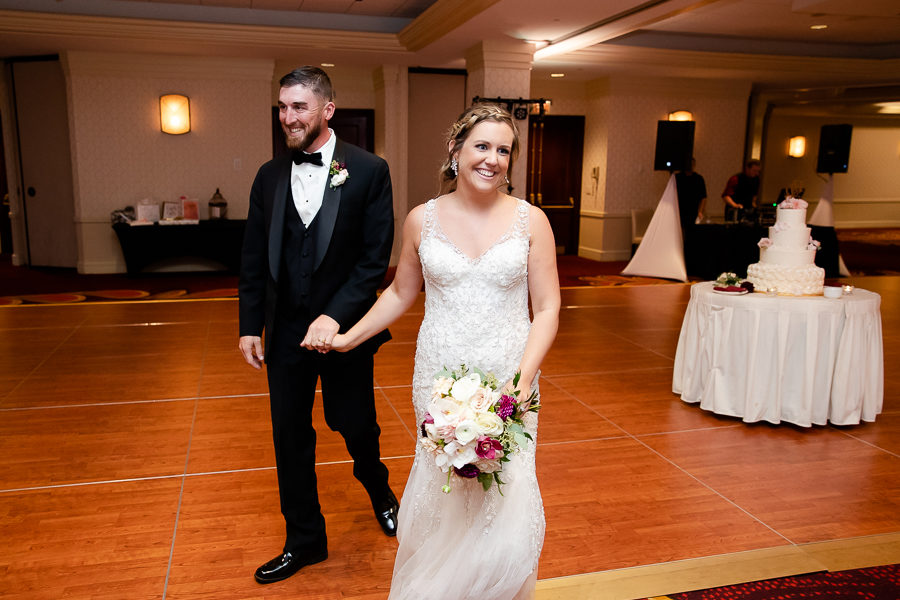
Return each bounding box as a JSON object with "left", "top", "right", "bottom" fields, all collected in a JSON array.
[{"left": 713, "top": 287, "right": 749, "bottom": 295}]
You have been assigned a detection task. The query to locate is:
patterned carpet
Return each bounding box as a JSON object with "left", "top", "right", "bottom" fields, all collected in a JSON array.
[{"left": 649, "top": 563, "right": 899, "bottom": 600}]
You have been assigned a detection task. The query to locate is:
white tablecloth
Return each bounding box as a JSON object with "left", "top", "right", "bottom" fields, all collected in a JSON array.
[{"left": 673, "top": 282, "right": 883, "bottom": 427}]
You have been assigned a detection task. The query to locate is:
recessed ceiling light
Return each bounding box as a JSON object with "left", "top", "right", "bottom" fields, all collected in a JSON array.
[
  {"left": 875, "top": 102, "right": 900, "bottom": 114},
  {"left": 321, "top": 63, "right": 335, "bottom": 67},
  {"left": 550, "top": 73, "right": 565, "bottom": 78},
  {"left": 810, "top": 24, "right": 828, "bottom": 30}
]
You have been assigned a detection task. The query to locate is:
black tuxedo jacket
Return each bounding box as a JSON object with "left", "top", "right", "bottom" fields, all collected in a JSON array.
[{"left": 238, "top": 138, "right": 394, "bottom": 357}]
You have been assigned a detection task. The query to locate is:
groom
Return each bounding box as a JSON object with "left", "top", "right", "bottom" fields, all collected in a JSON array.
[{"left": 238, "top": 66, "right": 398, "bottom": 584}]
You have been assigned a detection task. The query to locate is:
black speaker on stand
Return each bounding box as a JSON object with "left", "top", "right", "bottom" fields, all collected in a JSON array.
[
  {"left": 816, "top": 124, "right": 852, "bottom": 174},
  {"left": 654, "top": 121, "right": 695, "bottom": 172}
]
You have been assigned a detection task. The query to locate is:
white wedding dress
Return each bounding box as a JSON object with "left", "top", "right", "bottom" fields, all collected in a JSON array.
[{"left": 388, "top": 198, "right": 545, "bottom": 600}]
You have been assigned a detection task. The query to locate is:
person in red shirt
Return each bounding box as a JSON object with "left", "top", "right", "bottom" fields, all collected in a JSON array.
[{"left": 722, "top": 159, "right": 760, "bottom": 222}]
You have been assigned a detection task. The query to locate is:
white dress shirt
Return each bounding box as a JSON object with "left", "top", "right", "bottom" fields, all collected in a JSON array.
[{"left": 291, "top": 129, "right": 336, "bottom": 226}]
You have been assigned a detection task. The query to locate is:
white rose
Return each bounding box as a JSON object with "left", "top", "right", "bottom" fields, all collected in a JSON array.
[
  {"left": 450, "top": 373, "right": 481, "bottom": 404},
  {"left": 469, "top": 387, "right": 498, "bottom": 413},
  {"left": 475, "top": 459, "right": 502, "bottom": 473},
  {"left": 432, "top": 396, "right": 466, "bottom": 427},
  {"left": 454, "top": 420, "right": 480, "bottom": 445},
  {"left": 423, "top": 423, "right": 439, "bottom": 441},
  {"left": 443, "top": 440, "right": 478, "bottom": 469},
  {"left": 331, "top": 169, "right": 348, "bottom": 187},
  {"left": 433, "top": 376, "right": 454, "bottom": 396},
  {"left": 473, "top": 412, "right": 504, "bottom": 437}
]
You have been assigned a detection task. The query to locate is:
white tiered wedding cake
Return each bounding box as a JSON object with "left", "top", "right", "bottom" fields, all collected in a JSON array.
[{"left": 746, "top": 198, "right": 824, "bottom": 296}]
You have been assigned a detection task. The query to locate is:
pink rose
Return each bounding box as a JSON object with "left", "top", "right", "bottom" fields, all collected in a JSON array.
[{"left": 475, "top": 436, "right": 503, "bottom": 460}]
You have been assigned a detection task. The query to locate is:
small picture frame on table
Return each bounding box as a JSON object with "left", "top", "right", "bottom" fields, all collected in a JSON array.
[{"left": 181, "top": 198, "right": 200, "bottom": 223}]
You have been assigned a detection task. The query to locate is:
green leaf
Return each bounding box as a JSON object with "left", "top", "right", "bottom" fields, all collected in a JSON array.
[
  {"left": 513, "top": 371, "right": 521, "bottom": 387},
  {"left": 514, "top": 432, "right": 529, "bottom": 447},
  {"left": 478, "top": 472, "right": 493, "bottom": 491}
]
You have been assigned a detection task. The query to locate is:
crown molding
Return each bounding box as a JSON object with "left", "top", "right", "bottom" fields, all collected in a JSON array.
[
  {"left": 0, "top": 10, "right": 408, "bottom": 56},
  {"left": 62, "top": 50, "right": 274, "bottom": 80},
  {"left": 398, "top": 0, "right": 500, "bottom": 52},
  {"left": 564, "top": 44, "right": 900, "bottom": 86}
]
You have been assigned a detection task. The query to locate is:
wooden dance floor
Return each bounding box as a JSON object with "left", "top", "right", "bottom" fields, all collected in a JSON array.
[{"left": 2, "top": 277, "right": 899, "bottom": 599}]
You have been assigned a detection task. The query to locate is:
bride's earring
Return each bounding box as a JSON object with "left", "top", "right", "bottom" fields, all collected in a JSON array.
[{"left": 450, "top": 157, "right": 458, "bottom": 177}]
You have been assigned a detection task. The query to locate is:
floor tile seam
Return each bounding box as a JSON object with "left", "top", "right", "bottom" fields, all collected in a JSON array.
[
  {"left": 542, "top": 365, "right": 674, "bottom": 379},
  {"left": 629, "top": 436, "right": 797, "bottom": 546},
  {"left": 0, "top": 472, "right": 188, "bottom": 493},
  {"left": 538, "top": 434, "right": 632, "bottom": 447},
  {"left": 377, "top": 386, "right": 416, "bottom": 442},
  {"left": 633, "top": 424, "right": 746, "bottom": 438},
  {"left": 543, "top": 377, "right": 797, "bottom": 546},
  {"left": 2, "top": 323, "right": 81, "bottom": 403},
  {"left": 598, "top": 326, "right": 678, "bottom": 363},
  {"left": 0, "top": 396, "right": 206, "bottom": 411},
  {"left": 0, "top": 297, "right": 240, "bottom": 308},
  {"left": 833, "top": 428, "right": 900, "bottom": 459},
  {"left": 0, "top": 454, "right": 420, "bottom": 494},
  {"left": 162, "top": 395, "right": 200, "bottom": 600}
]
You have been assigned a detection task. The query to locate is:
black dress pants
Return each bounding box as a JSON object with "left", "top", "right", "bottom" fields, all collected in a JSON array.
[{"left": 265, "top": 325, "right": 390, "bottom": 553}]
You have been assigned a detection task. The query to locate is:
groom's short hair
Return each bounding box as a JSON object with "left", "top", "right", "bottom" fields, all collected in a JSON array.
[{"left": 279, "top": 66, "right": 335, "bottom": 103}]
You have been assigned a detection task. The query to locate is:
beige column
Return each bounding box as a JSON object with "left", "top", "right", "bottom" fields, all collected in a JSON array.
[
  {"left": 465, "top": 39, "right": 533, "bottom": 198},
  {"left": 373, "top": 64, "right": 408, "bottom": 262}
]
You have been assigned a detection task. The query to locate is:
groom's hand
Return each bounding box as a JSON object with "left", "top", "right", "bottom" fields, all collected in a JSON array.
[
  {"left": 239, "top": 335, "right": 264, "bottom": 369},
  {"left": 301, "top": 314, "right": 340, "bottom": 353}
]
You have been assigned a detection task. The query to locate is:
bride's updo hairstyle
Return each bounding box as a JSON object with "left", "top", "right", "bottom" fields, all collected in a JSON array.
[{"left": 440, "top": 104, "right": 520, "bottom": 192}]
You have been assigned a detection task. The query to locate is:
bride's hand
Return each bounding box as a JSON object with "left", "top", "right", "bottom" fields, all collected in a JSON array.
[
  {"left": 501, "top": 379, "right": 531, "bottom": 410},
  {"left": 330, "top": 333, "right": 351, "bottom": 352}
]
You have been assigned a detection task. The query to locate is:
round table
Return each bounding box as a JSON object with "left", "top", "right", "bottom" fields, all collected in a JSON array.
[{"left": 672, "top": 282, "right": 883, "bottom": 427}]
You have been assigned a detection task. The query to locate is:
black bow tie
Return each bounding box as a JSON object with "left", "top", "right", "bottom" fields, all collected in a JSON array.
[{"left": 292, "top": 151, "right": 323, "bottom": 167}]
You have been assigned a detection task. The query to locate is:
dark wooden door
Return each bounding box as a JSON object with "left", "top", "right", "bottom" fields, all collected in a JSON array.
[{"left": 526, "top": 115, "right": 584, "bottom": 254}]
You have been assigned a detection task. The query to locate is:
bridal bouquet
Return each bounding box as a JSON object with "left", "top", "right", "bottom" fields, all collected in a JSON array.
[{"left": 419, "top": 364, "right": 540, "bottom": 494}]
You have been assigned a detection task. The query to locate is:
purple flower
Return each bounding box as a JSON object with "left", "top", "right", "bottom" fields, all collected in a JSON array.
[
  {"left": 420, "top": 413, "right": 435, "bottom": 437},
  {"left": 497, "top": 395, "right": 516, "bottom": 421},
  {"left": 454, "top": 464, "right": 480, "bottom": 478},
  {"left": 475, "top": 436, "right": 503, "bottom": 459}
]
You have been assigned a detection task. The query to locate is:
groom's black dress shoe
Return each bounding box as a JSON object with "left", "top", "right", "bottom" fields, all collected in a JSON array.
[
  {"left": 373, "top": 489, "right": 400, "bottom": 537},
  {"left": 254, "top": 549, "right": 328, "bottom": 584}
]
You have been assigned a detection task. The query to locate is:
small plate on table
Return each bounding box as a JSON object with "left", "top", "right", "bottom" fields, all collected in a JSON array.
[{"left": 713, "top": 286, "right": 749, "bottom": 296}]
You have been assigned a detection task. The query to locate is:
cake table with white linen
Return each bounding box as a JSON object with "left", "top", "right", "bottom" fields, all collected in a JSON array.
[{"left": 673, "top": 281, "right": 883, "bottom": 427}]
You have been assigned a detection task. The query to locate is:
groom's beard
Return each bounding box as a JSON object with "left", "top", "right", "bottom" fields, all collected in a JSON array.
[{"left": 283, "top": 117, "right": 324, "bottom": 152}]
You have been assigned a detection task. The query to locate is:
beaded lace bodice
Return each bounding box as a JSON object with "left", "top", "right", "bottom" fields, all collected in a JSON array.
[
  {"left": 388, "top": 197, "right": 544, "bottom": 600},
  {"left": 413, "top": 197, "right": 533, "bottom": 422}
]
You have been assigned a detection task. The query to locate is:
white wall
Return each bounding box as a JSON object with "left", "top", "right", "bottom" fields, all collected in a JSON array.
[
  {"left": 763, "top": 112, "right": 900, "bottom": 227},
  {"left": 63, "top": 51, "right": 273, "bottom": 273},
  {"left": 407, "top": 71, "right": 467, "bottom": 211},
  {"left": 580, "top": 76, "right": 751, "bottom": 261}
]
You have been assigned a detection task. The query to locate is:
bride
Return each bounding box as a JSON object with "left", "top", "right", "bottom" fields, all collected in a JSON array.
[{"left": 315, "top": 104, "right": 560, "bottom": 599}]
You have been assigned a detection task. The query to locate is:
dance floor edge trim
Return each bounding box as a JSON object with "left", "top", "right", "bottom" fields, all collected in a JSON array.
[{"left": 534, "top": 531, "right": 900, "bottom": 600}]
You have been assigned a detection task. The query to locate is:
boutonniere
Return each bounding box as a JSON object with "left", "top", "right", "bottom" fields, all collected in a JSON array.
[{"left": 329, "top": 160, "right": 349, "bottom": 188}]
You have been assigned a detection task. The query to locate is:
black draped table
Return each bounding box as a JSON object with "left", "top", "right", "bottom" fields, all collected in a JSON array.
[
  {"left": 113, "top": 220, "right": 246, "bottom": 274},
  {"left": 683, "top": 223, "right": 839, "bottom": 281}
]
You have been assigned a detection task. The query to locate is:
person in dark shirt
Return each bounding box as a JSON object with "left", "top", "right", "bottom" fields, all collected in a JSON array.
[
  {"left": 675, "top": 157, "right": 707, "bottom": 230},
  {"left": 722, "top": 159, "right": 760, "bottom": 222}
]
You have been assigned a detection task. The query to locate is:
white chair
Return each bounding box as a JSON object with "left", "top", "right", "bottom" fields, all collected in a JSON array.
[{"left": 630, "top": 208, "right": 653, "bottom": 255}]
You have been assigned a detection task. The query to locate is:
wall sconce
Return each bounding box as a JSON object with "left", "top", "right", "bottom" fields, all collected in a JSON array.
[
  {"left": 788, "top": 136, "right": 806, "bottom": 157},
  {"left": 668, "top": 110, "right": 693, "bottom": 121},
  {"left": 160, "top": 94, "right": 191, "bottom": 134}
]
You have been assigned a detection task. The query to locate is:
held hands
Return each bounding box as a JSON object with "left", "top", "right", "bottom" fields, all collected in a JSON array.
[
  {"left": 239, "top": 335, "right": 264, "bottom": 369},
  {"left": 300, "top": 314, "right": 341, "bottom": 353},
  {"left": 501, "top": 378, "right": 533, "bottom": 412}
]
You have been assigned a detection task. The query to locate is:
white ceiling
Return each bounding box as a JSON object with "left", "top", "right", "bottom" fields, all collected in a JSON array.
[{"left": 0, "top": 0, "right": 897, "bottom": 91}]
